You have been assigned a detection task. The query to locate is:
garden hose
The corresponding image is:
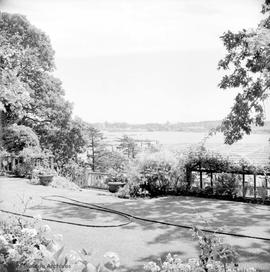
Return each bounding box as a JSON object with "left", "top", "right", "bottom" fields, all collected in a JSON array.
[
  {"left": 0, "top": 195, "right": 133, "bottom": 228},
  {"left": 1, "top": 194, "right": 270, "bottom": 242}
]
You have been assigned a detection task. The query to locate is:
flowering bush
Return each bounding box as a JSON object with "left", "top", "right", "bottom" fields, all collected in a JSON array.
[
  {"left": 0, "top": 216, "right": 120, "bottom": 272},
  {"left": 144, "top": 255, "right": 256, "bottom": 272},
  {"left": 132, "top": 150, "right": 184, "bottom": 197},
  {"left": 144, "top": 227, "right": 256, "bottom": 272}
]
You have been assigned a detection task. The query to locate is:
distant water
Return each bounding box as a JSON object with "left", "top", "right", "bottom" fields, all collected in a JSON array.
[{"left": 103, "top": 131, "right": 270, "bottom": 165}]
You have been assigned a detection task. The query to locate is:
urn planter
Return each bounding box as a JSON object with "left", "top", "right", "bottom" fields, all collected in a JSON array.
[
  {"left": 39, "top": 175, "right": 54, "bottom": 186},
  {"left": 107, "top": 182, "right": 125, "bottom": 193}
]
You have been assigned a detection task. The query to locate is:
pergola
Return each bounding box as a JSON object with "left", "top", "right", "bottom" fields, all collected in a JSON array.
[{"left": 0, "top": 154, "right": 54, "bottom": 174}]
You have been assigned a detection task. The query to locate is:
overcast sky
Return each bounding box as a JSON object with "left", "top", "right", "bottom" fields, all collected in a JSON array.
[{"left": 1, "top": 0, "right": 269, "bottom": 123}]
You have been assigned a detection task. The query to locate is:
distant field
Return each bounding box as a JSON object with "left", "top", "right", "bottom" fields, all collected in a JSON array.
[{"left": 103, "top": 131, "right": 270, "bottom": 166}]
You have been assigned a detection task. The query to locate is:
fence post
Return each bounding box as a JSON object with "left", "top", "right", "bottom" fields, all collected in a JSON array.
[
  {"left": 254, "top": 174, "right": 257, "bottom": 199},
  {"left": 11, "top": 157, "right": 16, "bottom": 173},
  {"left": 186, "top": 166, "right": 192, "bottom": 188},
  {"left": 266, "top": 175, "right": 268, "bottom": 198},
  {"left": 242, "top": 173, "right": 245, "bottom": 198},
  {"left": 199, "top": 163, "right": 203, "bottom": 189}
]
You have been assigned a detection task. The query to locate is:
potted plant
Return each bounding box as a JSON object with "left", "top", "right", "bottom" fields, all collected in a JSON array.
[
  {"left": 105, "top": 170, "right": 127, "bottom": 193},
  {"left": 33, "top": 166, "right": 55, "bottom": 186}
]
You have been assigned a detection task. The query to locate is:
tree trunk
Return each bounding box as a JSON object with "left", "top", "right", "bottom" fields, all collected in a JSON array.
[{"left": 91, "top": 137, "right": 95, "bottom": 172}]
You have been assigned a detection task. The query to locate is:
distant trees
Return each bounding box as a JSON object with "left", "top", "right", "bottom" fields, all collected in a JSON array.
[{"left": 218, "top": 1, "right": 270, "bottom": 144}]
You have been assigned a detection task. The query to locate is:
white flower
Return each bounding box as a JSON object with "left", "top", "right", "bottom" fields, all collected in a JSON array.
[
  {"left": 7, "top": 248, "right": 16, "bottom": 255},
  {"left": 40, "top": 224, "right": 51, "bottom": 233},
  {"left": 21, "top": 228, "right": 37, "bottom": 237},
  {"left": 46, "top": 240, "right": 62, "bottom": 253},
  {"left": 85, "top": 263, "right": 96, "bottom": 272},
  {"left": 0, "top": 235, "right": 8, "bottom": 245},
  {"left": 39, "top": 244, "right": 53, "bottom": 262},
  {"left": 67, "top": 250, "right": 82, "bottom": 264},
  {"left": 144, "top": 261, "right": 160, "bottom": 272},
  {"left": 246, "top": 268, "right": 257, "bottom": 272},
  {"left": 104, "top": 252, "right": 120, "bottom": 268},
  {"left": 7, "top": 248, "right": 20, "bottom": 262}
]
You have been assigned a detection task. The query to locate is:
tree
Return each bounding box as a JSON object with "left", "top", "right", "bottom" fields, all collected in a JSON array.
[
  {"left": 218, "top": 1, "right": 270, "bottom": 144},
  {"left": 45, "top": 118, "right": 88, "bottom": 168},
  {"left": 0, "top": 12, "right": 55, "bottom": 125},
  {"left": 96, "top": 150, "right": 128, "bottom": 172},
  {"left": 3, "top": 124, "right": 40, "bottom": 153},
  {"left": 0, "top": 12, "right": 81, "bottom": 166},
  {"left": 86, "top": 127, "right": 107, "bottom": 172},
  {"left": 117, "top": 135, "right": 139, "bottom": 158}
]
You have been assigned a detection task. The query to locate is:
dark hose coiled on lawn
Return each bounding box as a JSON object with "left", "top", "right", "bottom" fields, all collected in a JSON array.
[{"left": 1, "top": 195, "right": 270, "bottom": 242}]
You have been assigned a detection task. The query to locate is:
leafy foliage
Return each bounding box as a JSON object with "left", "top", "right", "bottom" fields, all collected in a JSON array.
[
  {"left": 183, "top": 145, "right": 267, "bottom": 174},
  {"left": 132, "top": 151, "right": 183, "bottom": 196},
  {"left": 0, "top": 12, "right": 86, "bottom": 167},
  {"left": 58, "top": 160, "right": 87, "bottom": 185},
  {"left": 184, "top": 145, "right": 232, "bottom": 172},
  {"left": 3, "top": 124, "right": 40, "bottom": 153},
  {"left": 218, "top": 2, "right": 270, "bottom": 144},
  {"left": 0, "top": 216, "right": 120, "bottom": 272},
  {"left": 144, "top": 226, "right": 254, "bottom": 272},
  {"left": 214, "top": 173, "right": 239, "bottom": 199},
  {"left": 84, "top": 126, "right": 107, "bottom": 172},
  {"left": 0, "top": 12, "right": 55, "bottom": 125},
  {"left": 96, "top": 150, "right": 128, "bottom": 173}
]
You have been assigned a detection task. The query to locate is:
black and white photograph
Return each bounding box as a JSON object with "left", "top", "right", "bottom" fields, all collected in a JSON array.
[{"left": 0, "top": 0, "right": 270, "bottom": 271}]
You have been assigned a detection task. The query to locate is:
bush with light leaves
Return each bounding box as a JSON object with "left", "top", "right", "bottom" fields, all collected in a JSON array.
[{"left": 0, "top": 215, "right": 120, "bottom": 272}]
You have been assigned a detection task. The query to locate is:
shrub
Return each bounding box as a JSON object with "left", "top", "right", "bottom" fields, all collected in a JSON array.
[
  {"left": 59, "top": 160, "right": 87, "bottom": 187},
  {"left": 116, "top": 185, "right": 130, "bottom": 199},
  {"left": 0, "top": 216, "right": 120, "bottom": 272},
  {"left": 136, "top": 151, "right": 183, "bottom": 197},
  {"left": 214, "top": 173, "right": 239, "bottom": 198},
  {"left": 204, "top": 185, "right": 214, "bottom": 196},
  {"left": 14, "top": 160, "right": 34, "bottom": 178}
]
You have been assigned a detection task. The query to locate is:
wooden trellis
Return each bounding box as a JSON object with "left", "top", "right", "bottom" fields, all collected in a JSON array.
[{"left": 186, "top": 165, "right": 270, "bottom": 199}]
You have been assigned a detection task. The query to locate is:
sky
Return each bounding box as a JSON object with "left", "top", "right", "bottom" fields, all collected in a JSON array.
[{"left": 1, "top": 0, "right": 269, "bottom": 123}]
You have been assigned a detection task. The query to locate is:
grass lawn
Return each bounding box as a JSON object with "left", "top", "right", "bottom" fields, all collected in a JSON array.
[{"left": 1, "top": 177, "right": 270, "bottom": 271}]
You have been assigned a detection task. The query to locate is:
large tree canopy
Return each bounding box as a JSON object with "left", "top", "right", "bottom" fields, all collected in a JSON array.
[
  {"left": 0, "top": 12, "right": 85, "bottom": 164},
  {"left": 218, "top": 2, "right": 270, "bottom": 144},
  {"left": 0, "top": 12, "right": 55, "bottom": 124}
]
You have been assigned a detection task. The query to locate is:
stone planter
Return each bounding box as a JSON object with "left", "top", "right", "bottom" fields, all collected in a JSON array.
[
  {"left": 39, "top": 175, "right": 54, "bottom": 186},
  {"left": 107, "top": 182, "right": 125, "bottom": 193}
]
